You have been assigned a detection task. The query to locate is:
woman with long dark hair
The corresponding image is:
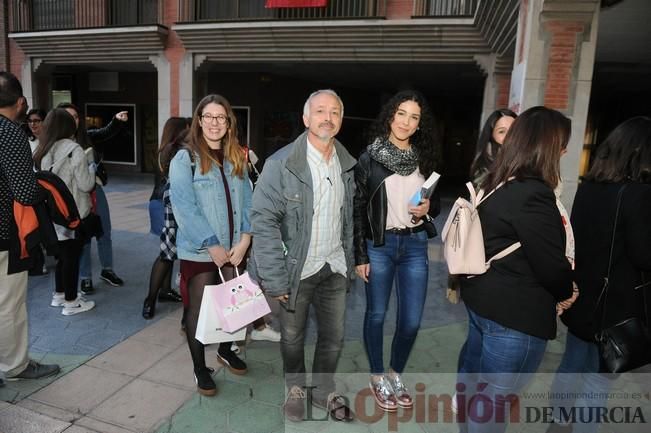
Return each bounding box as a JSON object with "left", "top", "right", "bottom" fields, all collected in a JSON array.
[
  {"left": 57, "top": 103, "right": 128, "bottom": 294},
  {"left": 448, "top": 109, "right": 517, "bottom": 304},
  {"left": 33, "top": 109, "right": 96, "bottom": 316},
  {"left": 354, "top": 90, "right": 441, "bottom": 411},
  {"left": 457, "top": 106, "right": 574, "bottom": 433},
  {"left": 25, "top": 108, "right": 47, "bottom": 154},
  {"left": 169, "top": 94, "right": 252, "bottom": 396},
  {"left": 142, "top": 117, "right": 191, "bottom": 319},
  {"left": 549, "top": 117, "right": 651, "bottom": 433},
  {"left": 470, "top": 108, "right": 517, "bottom": 185}
]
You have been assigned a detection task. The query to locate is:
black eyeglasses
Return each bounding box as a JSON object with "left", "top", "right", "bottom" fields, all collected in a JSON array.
[{"left": 200, "top": 113, "right": 228, "bottom": 125}]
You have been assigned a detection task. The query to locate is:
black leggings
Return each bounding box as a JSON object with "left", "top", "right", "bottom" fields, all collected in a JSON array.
[
  {"left": 184, "top": 266, "right": 240, "bottom": 371},
  {"left": 145, "top": 256, "right": 173, "bottom": 303},
  {"left": 55, "top": 238, "right": 83, "bottom": 301}
]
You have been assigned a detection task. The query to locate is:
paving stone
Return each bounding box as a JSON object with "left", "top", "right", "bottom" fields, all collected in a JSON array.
[
  {"left": 141, "top": 344, "right": 197, "bottom": 390},
  {"left": 29, "top": 365, "right": 131, "bottom": 415},
  {"left": 229, "top": 400, "right": 284, "bottom": 433},
  {"left": 160, "top": 395, "right": 229, "bottom": 433},
  {"left": 61, "top": 425, "right": 101, "bottom": 433},
  {"left": 130, "top": 315, "right": 186, "bottom": 349},
  {"left": 18, "top": 398, "right": 78, "bottom": 423},
  {"left": 222, "top": 359, "right": 280, "bottom": 385},
  {"left": 89, "top": 378, "right": 192, "bottom": 432},
  {"left": 0, "top": 404, "right": 70, "bottom": 433},
  {"left": 74, "top": 416, "right": 138, "bottom": 433},
  {"left": 251, "top": 376, "right": 285, "bottom": 405},
  {"left": 86, "top": 338, "right": 174, "bottom": 377}
]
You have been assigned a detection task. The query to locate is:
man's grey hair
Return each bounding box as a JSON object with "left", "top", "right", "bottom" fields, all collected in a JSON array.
[{"left": 303, "top": 89, "right": 344, "bottom": 118}]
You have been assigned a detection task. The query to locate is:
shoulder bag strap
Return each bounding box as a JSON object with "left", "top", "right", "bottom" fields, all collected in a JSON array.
[{"left": 594, "top": 184, "right": 628, "bottom": 328}]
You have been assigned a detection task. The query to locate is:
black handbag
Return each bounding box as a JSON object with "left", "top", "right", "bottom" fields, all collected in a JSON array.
[{"left": 594, "top": 185, "right": 651, "bottom": 373}]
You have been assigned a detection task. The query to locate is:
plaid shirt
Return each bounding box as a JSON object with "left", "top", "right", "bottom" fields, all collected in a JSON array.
[
  {"left": 301, "top": 139, "right": 346, "bottom": 279},
  {"left": 159, "top": 185, "right": 177, "bottom": 261}
]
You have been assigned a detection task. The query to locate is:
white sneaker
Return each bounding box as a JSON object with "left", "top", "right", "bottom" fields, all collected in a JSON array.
[
  {"left": 51, "top": 292, "right": 85, "bottom": 307},
  {"left": 250, "top": 326, "right": 281, "bottom": 342},
  {"left": 62, "top": 297, "right": 95, "bottom": 316}
]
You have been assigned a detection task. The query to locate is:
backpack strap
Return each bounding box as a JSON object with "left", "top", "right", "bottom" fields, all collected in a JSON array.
[{"left": 486, "top": 242, "right": 522, "bottom": 267}]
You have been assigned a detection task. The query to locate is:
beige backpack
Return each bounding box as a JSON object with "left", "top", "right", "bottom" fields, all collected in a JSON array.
[{"left": 441, "top": 182, "right": 521, "bottom": 275}]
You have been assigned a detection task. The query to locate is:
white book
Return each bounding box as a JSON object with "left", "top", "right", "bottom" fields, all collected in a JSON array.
[{"left": 410, "top": 170, "right": 441, "bottom": 206}]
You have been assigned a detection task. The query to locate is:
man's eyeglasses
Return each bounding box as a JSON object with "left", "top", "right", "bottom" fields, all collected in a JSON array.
[
  {"left": 200, "top": 113, "right": 228, "bottom": 125},
  {"left": 27, "top": 119, "right": 42, "bottom": 124}
]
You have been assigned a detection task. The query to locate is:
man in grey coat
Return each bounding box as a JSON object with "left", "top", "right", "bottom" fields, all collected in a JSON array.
[{"left": 250, "top": 89, "right": 356, "bottom": 423}]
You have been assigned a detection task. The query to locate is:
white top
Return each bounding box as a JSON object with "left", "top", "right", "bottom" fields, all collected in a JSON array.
[
  {"left": 29, "top": 138, "right": 39, "bottom": 155},
  {"left": 385, "top": 168, "right": 425, "bottom": 229},
  {"left": 301, "top": 139, "right": 346, "bottom": 280}
]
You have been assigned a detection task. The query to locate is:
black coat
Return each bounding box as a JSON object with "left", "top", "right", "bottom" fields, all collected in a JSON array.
[
  {"left": 353, "top": 151, "right": 440, "bottom": 265},
  {"left": 561, "top": 181, "right": 651, "bottom": 342},
  {"left": 461, "top": 178, "right": 574, "bottom": 340}
]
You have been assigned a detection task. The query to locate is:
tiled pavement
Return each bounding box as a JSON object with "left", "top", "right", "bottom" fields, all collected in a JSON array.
[{"left": 2, "top": 174, "right": 649, "bottom": 433}]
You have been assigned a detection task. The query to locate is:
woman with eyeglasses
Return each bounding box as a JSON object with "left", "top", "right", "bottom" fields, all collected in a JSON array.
[
  {"left": 169, "top": 94, "right": 253, "bottom": 396},
  {"left": 26, "top": 108, "right": 47, "bottom": 154}
]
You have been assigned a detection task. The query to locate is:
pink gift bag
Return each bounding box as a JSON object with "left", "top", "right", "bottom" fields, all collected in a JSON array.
[{"left": 210, "top": 267, "right": 271, "bottom": 333}]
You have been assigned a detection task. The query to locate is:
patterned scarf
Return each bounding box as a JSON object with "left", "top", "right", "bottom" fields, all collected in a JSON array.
[{"left": 367, "top": 137, "right": 419, "bottom": 176}]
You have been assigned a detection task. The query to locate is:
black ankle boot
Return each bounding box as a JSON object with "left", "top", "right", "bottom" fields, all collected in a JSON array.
[{"left": 142, "top": 298, "right": 155, "bottom": 319}]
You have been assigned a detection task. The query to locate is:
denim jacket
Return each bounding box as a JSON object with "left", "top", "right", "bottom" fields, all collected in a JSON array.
[{"left": 169, "top": 149, "right": 252, "bottom": 262}]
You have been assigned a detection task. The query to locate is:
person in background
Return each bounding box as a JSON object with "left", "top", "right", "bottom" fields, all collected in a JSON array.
[
  {"left": 449, "top": 109, "right": 517, "bottom": 356},
  {"left": 142, "top": 116, "right": 190, "bottom": 319},
  {"left": 24, "top": 108, "right": 50, "bottom": 276},
  {"left": 250, "top": 89, "right": 356, "bottom": 423},
  {"left": 170, "top": 94, "right": 252, "bottom": 396},
  {"left": 57, "top": 103, "right": 128, "bottom": 294},
  {"left": 548, "top": 117, "right": 651, "bottom": 433},
  {"left": 353, "top": 90, "right": 441, "bottom": 412},
  {"left": 0, "top": 71, "right": 60, "bottom": 382},
  {"left": 34, "top": 109, "right": 97, "bottom": 316},
  {"left": 457, "top": 106, "right": 574, "bottom": 433},
  {"left": 469, "top": 109, "right": 517, "bottom": 186},
  {"left": 26, "top": 108, "right": 47, "bottom": 154}
]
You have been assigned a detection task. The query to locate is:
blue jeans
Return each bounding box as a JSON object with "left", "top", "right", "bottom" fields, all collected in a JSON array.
[
  {"left": 363, "top": 231, "right": 429, "bottom": 374},
  {"left": 549, "top": 331, "right": 612, "bottom": 433},
  {"left": 458, "top": 306, "right": 547, "bottom": 433},
  {"left": 149, "top": 198, "right": 164, "bottom": 236},
  {"left": 80, "top": 185, "right": 113, "bottom": 279}
]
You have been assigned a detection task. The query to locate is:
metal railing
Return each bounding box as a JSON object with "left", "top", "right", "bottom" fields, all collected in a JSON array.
[
  {"left": 178, "top": 0, "right": 386, "bottom": 22},
  {"left": 9, "top": 0, "right": 164, "bottom": 32},
  {"left": 413, "top": 0, "right": 478, "bottom": 17}
]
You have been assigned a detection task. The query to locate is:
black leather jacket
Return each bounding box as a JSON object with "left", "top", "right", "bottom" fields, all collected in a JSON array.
[{"left": 353, "top": 151, "right": 440, "bottom": 265}]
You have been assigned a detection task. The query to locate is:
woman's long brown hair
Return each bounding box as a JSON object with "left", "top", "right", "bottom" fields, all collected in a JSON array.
[
  {"left": 482, "top": 106, "right": 571, "bottom": 191},
  {"left": 187, "top": 94, "right": 246, "bottom": 177}
]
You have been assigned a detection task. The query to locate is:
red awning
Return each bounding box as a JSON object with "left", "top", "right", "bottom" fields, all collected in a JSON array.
[{"left": 265, "top": 0, "right": 327, "bottom": 8}]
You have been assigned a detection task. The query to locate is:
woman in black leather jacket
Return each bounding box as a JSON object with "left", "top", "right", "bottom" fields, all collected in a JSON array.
[{"left": 353, "top": 90, "right": 441, "bottom": 412}]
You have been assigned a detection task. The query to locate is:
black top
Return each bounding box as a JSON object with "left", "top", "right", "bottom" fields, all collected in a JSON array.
[
  {"left": 461, "top": 178, "right": 574, "bottom": 340},
  {"left": 561, "top": 181, "right": 651, "bottom": 341},
  {"left": 0, "top": 114, "right": 40, "bottom": 251}
]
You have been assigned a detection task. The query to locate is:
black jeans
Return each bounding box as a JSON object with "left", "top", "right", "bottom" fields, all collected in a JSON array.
[
  {"left": 55, "top": 238, "right": 83, "bottom": 301},
  {"left": 279, "top": 264, "right": 347, "bottom": 401}
]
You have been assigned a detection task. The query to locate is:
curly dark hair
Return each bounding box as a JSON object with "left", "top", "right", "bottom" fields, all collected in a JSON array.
[{"left": 368, "top": 90, "right": 440, "bottom": 177}]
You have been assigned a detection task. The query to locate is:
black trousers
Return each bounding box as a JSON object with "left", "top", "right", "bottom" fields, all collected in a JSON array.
[{"left": 55, "top": 238, "right": 83, "bottom": 301}]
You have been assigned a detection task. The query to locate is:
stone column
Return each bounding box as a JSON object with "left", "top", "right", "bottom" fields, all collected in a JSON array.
[
  {"left": 509, "top": 0, "right": 600, "bottom": 208},
  {"left": 150, "top": 54, "right": 170, "bottom": 143},
  {"left": 20, "top": 58, "right": 34, "bottom": 109},
  {"left": 476, "top": 54, "right": 513, "bottom": 127},
  {"left": 178, "top": 52, "right": 194, "bottom": 117}
]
